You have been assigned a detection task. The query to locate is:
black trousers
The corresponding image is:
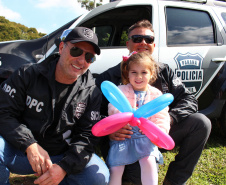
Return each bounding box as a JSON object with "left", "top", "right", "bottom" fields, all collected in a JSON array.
[{"left": 100, "top": 113, "right": 211, "bottom": 185}]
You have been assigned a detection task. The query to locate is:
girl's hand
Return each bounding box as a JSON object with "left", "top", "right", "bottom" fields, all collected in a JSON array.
[
  {"left": 109, "top": 124, "right": 133, "bottom": 141},
  {"left": 139, "top": 129, "right": 144, "bottom": 135}
]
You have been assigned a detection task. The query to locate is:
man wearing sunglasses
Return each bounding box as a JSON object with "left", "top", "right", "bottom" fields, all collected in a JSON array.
[
  {"left": 96, "top": 19, "right": 211, "bottom": 185},
  {"left": 0, "top": 27, "right": 109, "bottom": 185}
]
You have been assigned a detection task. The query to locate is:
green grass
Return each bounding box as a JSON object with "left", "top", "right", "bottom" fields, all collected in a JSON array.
[{"left": 9, "top": 124, "right": 226, "bottom": 185}]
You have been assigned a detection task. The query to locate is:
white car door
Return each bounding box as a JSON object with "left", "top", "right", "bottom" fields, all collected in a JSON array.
[{"left": 158, "top": 1, "right": 226, "bottom": 101}]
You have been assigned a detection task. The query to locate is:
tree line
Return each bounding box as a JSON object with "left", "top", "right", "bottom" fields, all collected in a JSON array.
[{"left": 0, "top": 16, "right": 46, "bottom": 42}]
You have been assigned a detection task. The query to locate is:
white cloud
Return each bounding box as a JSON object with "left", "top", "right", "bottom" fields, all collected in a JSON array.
[
  {"left": 33, "top": 0, "right": 88, "bottom": 17},
  {"left": 0, "top": 0, "right": 21, "bottom": 21},
  {"left": 36, "top": 27, "right": 47, "bottom": 34},
  {"left": 35, "top": 0, "right": 80, "bottom": 10}
]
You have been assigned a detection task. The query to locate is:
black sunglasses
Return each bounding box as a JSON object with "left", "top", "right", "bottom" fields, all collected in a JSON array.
[
  {"left": 129, "top": 35, "right": 155, "bottom": 44},
  {"left": 65, "top": 43, "right": 96, "bottom": 63}
]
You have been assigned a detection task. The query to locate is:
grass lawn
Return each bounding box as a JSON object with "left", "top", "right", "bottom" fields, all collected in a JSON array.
[{"left": 9, "top": 123, "right": 226, "bottom": 185}]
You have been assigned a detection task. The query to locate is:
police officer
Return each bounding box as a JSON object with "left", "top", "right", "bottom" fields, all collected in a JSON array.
[
  {"left": 96, "top": 19, "right": 211, "bottom": 185},
  {"left": 0, "top": 27, "right": 109, "bottom": 185}
]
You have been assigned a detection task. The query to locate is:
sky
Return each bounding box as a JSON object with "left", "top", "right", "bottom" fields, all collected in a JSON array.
[{"left": 0, "top": 0, "right": 109, "bottom": 34}]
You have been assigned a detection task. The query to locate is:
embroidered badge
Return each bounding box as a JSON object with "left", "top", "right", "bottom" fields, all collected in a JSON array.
[
  {"left": 172, "top": 77, "right": 183, "bottom": 87},
  {"left": 75, "top": 102, "right": 86, "bottom": 119}
]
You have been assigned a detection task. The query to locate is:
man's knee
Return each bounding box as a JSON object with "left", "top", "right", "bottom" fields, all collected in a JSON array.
[
  {"left": 83, "top": 165, "right": 109, "bottom": 185},
  {"left": 191, "top": 113, "right": 212, "bottom": 136},
  {"left": 85, "top": 154, "right": 110, "bottom": 184},
  {"left": 89, "top": 170, "right": 109, "bottom": 185},
  {"left": 66, "top": 161, "right": 109, "bottom": 185},
  {"left": 170, "top": 113, "right": 211, "bottom": 146}
]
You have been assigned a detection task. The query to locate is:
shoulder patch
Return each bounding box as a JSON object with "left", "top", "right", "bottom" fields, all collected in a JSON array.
[{"left": 172, "top": 77, "right": 183, "bottom": 87}]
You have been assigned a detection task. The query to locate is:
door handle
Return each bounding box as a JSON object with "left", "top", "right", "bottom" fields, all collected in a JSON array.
[
  {"left": 211, "top": 58, "right": 226, "bottom": 63},
  {"left": 35, "top": 54, "right": 44, "bottom": 59}
]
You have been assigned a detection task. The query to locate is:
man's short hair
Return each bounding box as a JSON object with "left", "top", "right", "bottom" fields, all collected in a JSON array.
[{"left": 128, "top": 19, "right": 154, "bottom": 37}]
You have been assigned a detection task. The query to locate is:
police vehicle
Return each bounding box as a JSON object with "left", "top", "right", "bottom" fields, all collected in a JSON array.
[{"left": 0, "top": 0, "right": 226, "bottom": 135}]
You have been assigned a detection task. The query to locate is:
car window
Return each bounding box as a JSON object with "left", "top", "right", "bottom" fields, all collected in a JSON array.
[
  {"left": 166, "top": 7, "right": 214, "bottom": 45},
  {"left": 95, "top": 26, "right": 112, "bottom": 47},
  {"left": 221, "top": 12, "right": 226, "bottom": 24},
  {"left": 80, "top": 5, "right": 152, "bottom": 47},
  {"left": 93, "top": 25, "right": 128, "bottom": 47},
  {"left": 120, "top": 26, "right": 129, "bottom": 46}
]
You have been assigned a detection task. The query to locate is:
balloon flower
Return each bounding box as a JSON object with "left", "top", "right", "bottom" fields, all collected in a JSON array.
[{"left": 92, "top": 81, "right": 175, "bottom": 150}]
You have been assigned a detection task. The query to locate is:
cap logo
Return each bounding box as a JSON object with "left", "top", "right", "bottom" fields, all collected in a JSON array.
[{"left": 83, "top": 28, "right": 93, "bottom": 39}]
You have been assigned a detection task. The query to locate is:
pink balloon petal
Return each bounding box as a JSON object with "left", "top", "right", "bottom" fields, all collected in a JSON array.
[
  {"left": 138, "top": 118, "right": 175, "bottom": 150},
  {"left": 92, "top": 112, "right": 134, "bottom": 136}
]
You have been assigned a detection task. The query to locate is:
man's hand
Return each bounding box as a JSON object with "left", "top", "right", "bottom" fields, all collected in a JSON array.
[
  {"left": 34, "top": 164, "right": 66, "bottom": 185},
  {"left": 109, "top": 124, "right": 133, "bottom": 141},
  {"left": 26, "top": 143, "right": 52, "bottom": 176}
]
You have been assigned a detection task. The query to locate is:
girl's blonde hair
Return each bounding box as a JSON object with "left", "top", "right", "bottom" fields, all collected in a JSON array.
[{"left": 121, "top": 52, "right": 158, "bottom": 85}]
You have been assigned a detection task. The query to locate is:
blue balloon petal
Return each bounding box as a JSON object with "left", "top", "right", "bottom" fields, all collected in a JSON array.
[
  {"left": 134, "top": 93, "right": 174, "bottom": 118},
  {"left": 101, "top": 81, "right": 133, "bottom": 113}
]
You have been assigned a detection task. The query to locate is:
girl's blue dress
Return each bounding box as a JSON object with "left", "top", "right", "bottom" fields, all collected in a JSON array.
[{"left": 106, "top": 90, "right": 163, "bottom": 167}]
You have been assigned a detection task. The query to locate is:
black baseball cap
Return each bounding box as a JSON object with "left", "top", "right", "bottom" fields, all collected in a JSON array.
[{"left": 60, "top": 27, "right": 100, "bottom": 55}]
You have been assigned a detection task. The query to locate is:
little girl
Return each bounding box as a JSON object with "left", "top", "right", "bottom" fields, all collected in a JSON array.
[{"left": 106, "top": 52, "right": 171, "bottom": 185}]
